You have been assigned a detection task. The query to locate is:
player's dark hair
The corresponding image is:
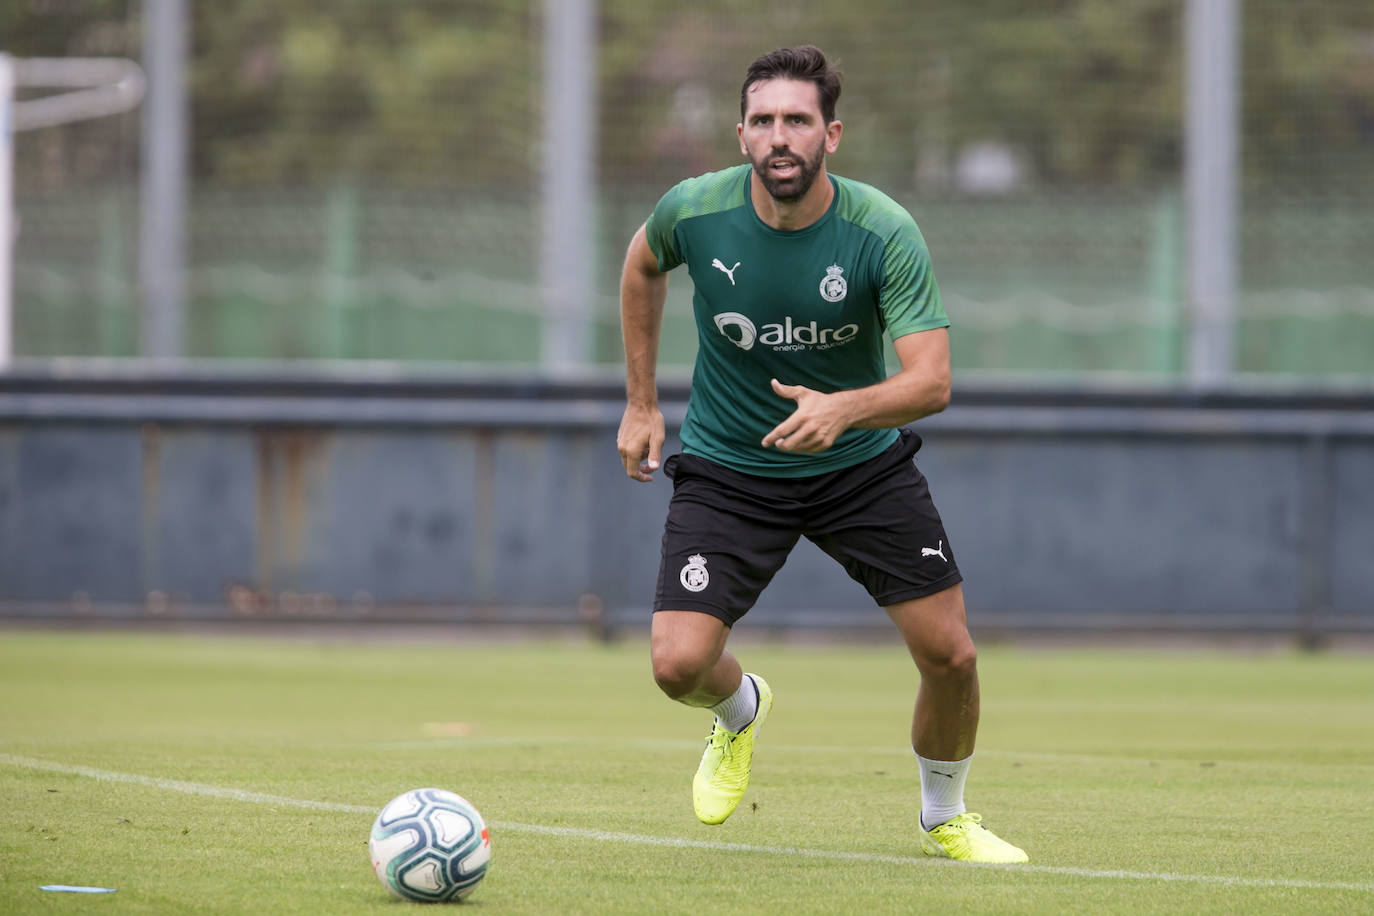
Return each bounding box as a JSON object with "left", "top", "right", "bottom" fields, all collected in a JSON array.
[{"left": 740, "top": 45, "right": 842, "bottom": 124}]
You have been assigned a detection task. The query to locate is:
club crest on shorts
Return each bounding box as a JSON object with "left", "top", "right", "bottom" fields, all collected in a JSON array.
[
  {"left": 679, "top": 553, "right": 709, "bottom": 592},
  {"left": 819, "top": 264, "right": 847, "bottom": 302}
]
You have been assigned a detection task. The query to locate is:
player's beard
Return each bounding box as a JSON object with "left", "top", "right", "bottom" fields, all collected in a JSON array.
[{"left": 748, "top": 140, "right": 826, "bottom": 204}]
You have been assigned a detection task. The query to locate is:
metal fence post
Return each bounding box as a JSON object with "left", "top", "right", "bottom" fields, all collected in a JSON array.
[
  {"left": 139, "top": 0, "right": 188, "bottom": 359},
  {"left": 539, "top": 0, "right": 596, "bottom": 372},
  {"left": 1185, "top": 0, "right": 1240, "bottom": 385},
  {"left": 0, "top": 54, "right": 14, "bottom": 367}
]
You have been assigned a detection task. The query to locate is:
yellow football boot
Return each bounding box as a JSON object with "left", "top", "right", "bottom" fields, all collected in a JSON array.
[
  {"left": 920, "top": 812, "right": 1029, "bottom": 864},
  {"left": 691, "top": 674, "right": 773, "bottom": 825}
]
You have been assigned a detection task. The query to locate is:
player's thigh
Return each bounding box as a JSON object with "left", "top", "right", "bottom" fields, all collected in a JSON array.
[
  {"left": 806, "top": 446, "right": 962, "bottom": 608},
  {"left": 654, "top": 454, "right": 802, "bottom": 627}
]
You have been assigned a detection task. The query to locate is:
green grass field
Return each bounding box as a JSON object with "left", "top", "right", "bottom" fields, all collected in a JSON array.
[{"left": 1, "top": 630, "right": 1371, "bottom": 914}]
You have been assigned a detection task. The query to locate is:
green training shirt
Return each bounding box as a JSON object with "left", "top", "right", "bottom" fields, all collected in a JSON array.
[{"left": 644, "top": 163, "right": 949, "bottom": 477}]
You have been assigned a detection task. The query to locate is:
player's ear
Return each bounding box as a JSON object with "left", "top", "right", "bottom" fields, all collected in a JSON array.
[
  {"left": 825, "top": 120, "right": 843, "bottom": 155},
  {"left": 737, "top": 122, "right": 747, "bottom": 156}
]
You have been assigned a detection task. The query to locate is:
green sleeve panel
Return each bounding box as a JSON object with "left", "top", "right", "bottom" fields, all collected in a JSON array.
[
  {"left": 644, "top": 165, "right": 752, "bottom": 273},
  {"left": 833, "top": 175, "right": 948, "bottom": 339}
]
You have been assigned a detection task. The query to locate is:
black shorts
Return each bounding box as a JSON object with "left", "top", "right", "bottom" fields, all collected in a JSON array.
[{"left": 653, "top": 428, "right": 963, "bottom": 626}]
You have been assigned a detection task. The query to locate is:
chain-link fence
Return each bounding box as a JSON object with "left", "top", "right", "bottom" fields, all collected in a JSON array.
[{"left": 8, "top": 0, "right": 1374, "bottom": 375}]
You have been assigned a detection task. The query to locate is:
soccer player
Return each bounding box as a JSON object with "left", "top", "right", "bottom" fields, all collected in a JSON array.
[{"left": 616, "top": 46, "right": 1027, "bottom": 864}]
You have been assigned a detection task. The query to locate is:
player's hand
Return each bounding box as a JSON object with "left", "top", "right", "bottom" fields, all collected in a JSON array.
[
  {"left": 761, "top": 378, "right": 850, "bottom": 453},
  {"left": 617, "top": 404, "right": 666, "bottom": 482}
]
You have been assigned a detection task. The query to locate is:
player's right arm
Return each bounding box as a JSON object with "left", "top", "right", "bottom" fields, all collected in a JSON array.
[{"left": 617, "top": 223, "right": 669, "bottom": 482}]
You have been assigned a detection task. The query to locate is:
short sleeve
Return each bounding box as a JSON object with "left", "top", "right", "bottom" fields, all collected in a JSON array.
[
  {"left": 879, "top": 221, "right": 949, "bottom": 339},
  {"left": 643, "top": 185, "right": 686, "bottom": 273}
]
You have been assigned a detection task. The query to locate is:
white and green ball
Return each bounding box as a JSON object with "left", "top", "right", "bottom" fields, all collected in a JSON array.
[{"left": 369, "top": 788, "right": 491, "bottom": 902}]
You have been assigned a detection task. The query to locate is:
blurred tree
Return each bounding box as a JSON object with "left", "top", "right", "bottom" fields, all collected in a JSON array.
[
  {"left": 2, "top": 0, "right": 1371, "bottom": 189},
  {"left": 188, "top": 0, "right": 537, "bottom": 184},
  {"left": 1241, "top": 0, "right": 1374, "bottom": 190},
  {"left": 0, "top": 0, "right": 132, "bottom": 57}
]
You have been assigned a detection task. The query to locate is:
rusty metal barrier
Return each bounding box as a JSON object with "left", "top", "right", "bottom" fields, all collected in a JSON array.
[{"left": 1, "top": 363, "right": 1371, "bottom": 642}]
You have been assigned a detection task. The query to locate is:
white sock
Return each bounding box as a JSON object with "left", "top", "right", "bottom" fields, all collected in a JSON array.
[
  {"left": 916, "top": 752, "right": 972, "bottom": 828},
  {"left": 710, "top": 674, "right": 759, "bottom": 733}
]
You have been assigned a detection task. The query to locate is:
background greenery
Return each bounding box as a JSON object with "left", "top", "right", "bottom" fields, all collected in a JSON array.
[
  {"left": 6, "top": 1, "right": 1374, "bottom": 372},
  {"left": 10, "top": 0, "right": 1372, "bottom": 189}
]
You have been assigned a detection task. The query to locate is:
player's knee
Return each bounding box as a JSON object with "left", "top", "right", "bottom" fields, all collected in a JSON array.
[
  {"left": 651, "top": 654, "right": 707, "bottom": 700},
  {"left": 949, "top": 643, "right": 978, "bottom": 678},
  {"left": 920, "top": 641, "right": 978, "bottom": 682}
]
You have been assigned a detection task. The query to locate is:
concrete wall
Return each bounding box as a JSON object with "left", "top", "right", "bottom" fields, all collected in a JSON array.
[{"left": 1, "top": 365, "right": 1370, "bottom": 638}]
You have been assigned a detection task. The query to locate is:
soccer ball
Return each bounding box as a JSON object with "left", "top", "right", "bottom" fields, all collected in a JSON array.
[{"left": 369, "top": 788, "right": 491, "bottom": 902}]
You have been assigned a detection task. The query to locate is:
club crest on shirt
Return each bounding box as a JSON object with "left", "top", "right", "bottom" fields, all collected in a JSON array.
[{"left": 819, "top": 264, "right": 847, "bottom": 302}]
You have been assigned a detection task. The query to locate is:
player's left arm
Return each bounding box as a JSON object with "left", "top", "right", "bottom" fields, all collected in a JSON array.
[{"left": 761, "top": 328, "right": 951, "bottom": 453}]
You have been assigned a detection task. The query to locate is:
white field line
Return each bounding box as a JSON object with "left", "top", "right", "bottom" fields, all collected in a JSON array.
[{"left": 4, "top": 753, "right": 1372, "bottom": 894}]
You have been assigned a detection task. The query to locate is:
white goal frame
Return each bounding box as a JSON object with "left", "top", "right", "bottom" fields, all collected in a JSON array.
[{"left": 0, "top": 54, "right": 145, "bottom": 366}]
